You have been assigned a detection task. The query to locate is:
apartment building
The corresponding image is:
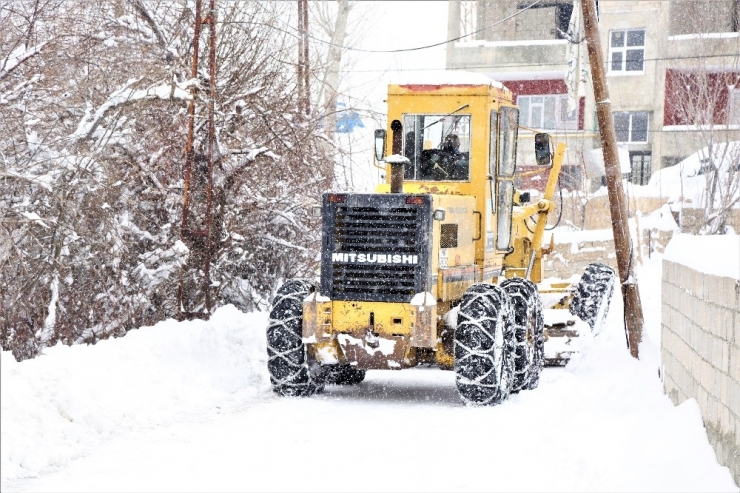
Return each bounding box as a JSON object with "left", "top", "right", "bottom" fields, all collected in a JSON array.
[{"left": 446, "top": 0, "right": 740, "bottom": 190}]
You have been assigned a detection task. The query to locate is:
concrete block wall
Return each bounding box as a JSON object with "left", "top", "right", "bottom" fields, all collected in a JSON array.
[
  {"left": 661, "top": 260, "right": 740, "bottom": 484},
  {"left": 544, "top": 238, "right": 618, "bottom": 281}
]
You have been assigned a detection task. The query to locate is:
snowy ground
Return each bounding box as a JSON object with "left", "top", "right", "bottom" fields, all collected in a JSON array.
[{"left": 2, "top": 253, "right": 738, "bottom": 492}]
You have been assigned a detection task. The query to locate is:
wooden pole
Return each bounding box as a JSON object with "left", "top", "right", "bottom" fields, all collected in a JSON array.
[
  {"left": 297, "top": 0, "right": 310, "bottom": 118},
  {"left": 296, "top": 0, "right": 304, "bottom": 116},
  {"left": 204, "top": 0, "right": 217, "bottom": 314},
  {"left": 581, "top": 0, "right": 644, "bottom": 358},
  {"left": 301, "top": 0, "right": 310, "bottom": 117}
]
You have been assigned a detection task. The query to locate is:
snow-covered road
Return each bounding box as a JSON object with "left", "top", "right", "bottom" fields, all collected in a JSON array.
[
  {"left": 2, "top": 257, "right": 738, "bottom": 492},
  {"left": 6, "top": 365, "right": 738, "bottom": 492}
]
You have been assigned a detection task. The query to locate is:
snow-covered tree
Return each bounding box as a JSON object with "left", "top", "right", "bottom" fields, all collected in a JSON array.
[
  {"left": 665, "top": 66, "right": 740, "bottom": 234},
  {"left": 0, "top": 0, "right": 334, "bottom": 360}
]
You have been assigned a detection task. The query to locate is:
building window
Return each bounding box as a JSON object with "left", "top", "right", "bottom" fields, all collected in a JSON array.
[
  {"left": 609, "top": 29, "right": 645, "bottom": 74},
  {"left": 517, "top": 95, "right": 578, "bottom": 131},
  {"left": 614, "top": 112, "right": 649, "bottom": 143},
  {"left": 629, "top": 152, "right": 652, "bottom": 185}
]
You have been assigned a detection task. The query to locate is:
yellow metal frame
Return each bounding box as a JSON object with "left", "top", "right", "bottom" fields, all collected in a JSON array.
[
  {"left": 504, "top": 142, "right": 565, "bottom": 283},
  {"left": 305, "top": 82, "right": 571, "bottom": 371},
  {"left": 379, "top": 83, "right": 517, "bottom": 276}
]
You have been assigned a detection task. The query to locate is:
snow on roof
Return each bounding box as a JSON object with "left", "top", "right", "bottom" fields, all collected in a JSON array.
[
  {"left": 630, "top": 141, "right": 740, "bottom": 206},
  {"left": 664, "top": 233, "right": 740, "bottom": 280},
  {"left": 485, "top": 70, "right": 568, "bottom": 81},
  {"left": 389, "top": 70, "right": 504, "bottom": 89},
  {"left": 456, "top": 39, "right": 568, "bottom": 48}
]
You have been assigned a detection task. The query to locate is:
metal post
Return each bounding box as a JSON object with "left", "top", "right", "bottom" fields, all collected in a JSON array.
[
  {"left": 178, "top": 0, "right": 217, "bottom": 320},
  {"left": 204, "top": 0, "right": 217, "bottom": 314},
  {"left": 297, "top": 0, "right": 304, "bottom": 116},
  {"left": 178, "top": 0, "right": 203, "bottom": 315},
  {"left": 301, "top": 0, "right": 310, "bottom": 117},
  {"left": 181, "top": 0, "right": 202, "bottom": 241},
  {"left": 297, "top": 0, "right": 310, "bottom": 117},
  {"left": 581, "top": 0, "right": 644, "bottom": 358}
]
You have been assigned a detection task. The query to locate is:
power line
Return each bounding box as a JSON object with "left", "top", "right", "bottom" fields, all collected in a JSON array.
[
  {"left": 222, "top": 11, "right": 739, "bottom": 73},
  {"left": 223, "top": 0, "right": 546, "bottom": 53},
  {"left": 335, "top": 51, "right": 740, "bottom": 74}
]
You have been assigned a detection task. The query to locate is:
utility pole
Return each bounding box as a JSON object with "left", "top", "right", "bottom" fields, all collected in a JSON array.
[
  {"left": 297, "top": 0, "right": 310, "bottom": 118},
  {"left": 179, "top": 0, "right": 217, "bottom": 320},
  {"left": 580, "top": 0, "right": 644, "bottom": 358}
]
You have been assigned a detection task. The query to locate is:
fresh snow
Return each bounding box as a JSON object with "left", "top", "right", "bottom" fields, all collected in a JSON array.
[
  {"left": 668, "top": 32, "right": 740, "bottom": 41},
  {"left": 456, "top": 39, "right": 568, "bottom": 48},
  {"left": 2, "top": 252, "right": 739, "bottom": 492},
  {"left": 390, "top": 70, "right": 504, "bottom": 89},
  {"left": 665, "top": 233, "right": 740, "bottom": 280},
  {"left": 637, "top": 141, "right": 740, "bottom": 207},
  {"left": 410, "top": 291, "right": 437, "bottom": 306}
]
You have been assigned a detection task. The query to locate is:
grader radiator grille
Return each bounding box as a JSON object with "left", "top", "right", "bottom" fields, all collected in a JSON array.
[{"left": 321, "top": 194, "right": 431, "bottom": 302}]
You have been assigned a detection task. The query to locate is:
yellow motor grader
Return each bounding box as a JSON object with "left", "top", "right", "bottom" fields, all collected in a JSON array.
[{"left": 266, "top": 73, "right": 616, "bottom": 405}]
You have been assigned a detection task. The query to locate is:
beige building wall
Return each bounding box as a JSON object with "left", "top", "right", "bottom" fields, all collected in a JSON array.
[{"left": 446, "top": 0, "right": 740, "bottom": 183}]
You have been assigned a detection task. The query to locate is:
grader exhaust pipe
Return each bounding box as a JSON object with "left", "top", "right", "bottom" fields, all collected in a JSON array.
[{"left": 375, "top": 121, "right": 408, "bottom": 194}]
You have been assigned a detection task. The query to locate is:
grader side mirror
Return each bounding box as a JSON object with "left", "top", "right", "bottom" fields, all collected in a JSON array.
[
  {"left": 535, "top": 133, "right": 552, "bottom": 166},
  {"left": 374, "top": 129, "right": 387, "bottom": 161}
]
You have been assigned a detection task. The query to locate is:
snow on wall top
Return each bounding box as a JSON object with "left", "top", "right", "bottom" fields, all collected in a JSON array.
[
  {"left": 664, "top": 233, "right": 740, "bottom": 280},
  {"left": 389, "top": 70, "right": 504, "bottom": 89}
]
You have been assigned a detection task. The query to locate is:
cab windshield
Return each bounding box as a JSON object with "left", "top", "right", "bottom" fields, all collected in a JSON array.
[{"left": 402, "top": 114, "right": 471, "bottom": 181}]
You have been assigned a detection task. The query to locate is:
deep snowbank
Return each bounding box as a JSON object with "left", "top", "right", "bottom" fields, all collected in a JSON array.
[
  {"left": 2, "top": 254, "right": 738, "bottom": 491},
  {"left": 0, "top": 306, "right": 271, "bottom": 481},
  {"left": 665, "top": 233, "right": 740, "bottom": 279}
]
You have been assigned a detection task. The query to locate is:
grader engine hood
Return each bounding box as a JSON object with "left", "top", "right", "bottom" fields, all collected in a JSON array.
[
  {"left": 305, "top": 191, "right": 479, "bottom": 370},
  {"left": 307, "top": 192, "right": 438, "bottom": 370},
  {"left": 319, "top": 193, "right": 433, "bottom": 302}
]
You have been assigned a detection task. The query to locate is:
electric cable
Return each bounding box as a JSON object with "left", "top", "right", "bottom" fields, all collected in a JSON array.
[{"left": 223, "top": 0, "right": 546, "bottom": 54}]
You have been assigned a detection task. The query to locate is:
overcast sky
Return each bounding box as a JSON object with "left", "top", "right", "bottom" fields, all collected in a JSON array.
[{"left": 339, "top": 1, "right": 450, "bottom": 111}]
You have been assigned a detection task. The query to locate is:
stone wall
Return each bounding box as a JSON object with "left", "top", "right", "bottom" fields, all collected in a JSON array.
[
  {"left": 541, "top": 193, "right": 740, "bottom": 235},
  {"left": 661, "top": 260, "right": 740, "bottom": 484},
  {"left": 543, "top": 227, "right": 671, "bottom": 281},
  {"left": 544, "top": 238, "right": 618, "bottom": 281}
]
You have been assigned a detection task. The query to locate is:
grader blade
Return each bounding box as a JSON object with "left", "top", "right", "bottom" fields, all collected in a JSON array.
[{"left": 542, "top": 308, "right": 590, "bottom": 366}]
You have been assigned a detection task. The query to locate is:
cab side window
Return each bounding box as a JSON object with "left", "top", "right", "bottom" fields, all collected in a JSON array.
[{"left": 402, "top": 114, "right": 471, "bottom": 181}]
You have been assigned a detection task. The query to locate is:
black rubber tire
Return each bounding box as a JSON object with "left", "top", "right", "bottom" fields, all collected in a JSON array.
[
  {"left": 266, "top": 279, "right": 323, "bottom": 396},
  {"left": 569, "top": 263, "right": 617, "bottom": 335},
  {"left": 324, "top": 364, "right": 366, "bottom": 386},
  {"left": 501, "top": 277, "right": 544, "bottom": 392},
  {"left": 454, "top": 283, "right": 515, "bottom": 406}
]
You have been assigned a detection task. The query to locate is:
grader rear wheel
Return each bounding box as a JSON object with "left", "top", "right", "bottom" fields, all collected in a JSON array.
[
  {"left": 570, "top": 263, "right": 616, "bottom": 335},
  {"left": 324, "top": 364, "right": 366, "bottom": 386},
  {"left": 454, "top": 283, "right": 515, "bottom": 406},
  {"left": 266, "top": 279, "right": 324, "bottom": 397},
  {"left": 502, "top": 277, "right": 544, "bottom": 392}
]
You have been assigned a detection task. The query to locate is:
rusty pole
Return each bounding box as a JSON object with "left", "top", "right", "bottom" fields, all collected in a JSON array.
[
  {"left": 297, "top": 0, "right": 310, "bottom": 117},
  {"left": 178, "top": 0, "right": 217, "bottom": 319},
  {"left": 301, "top": 0, "right": 310, "bottom": 117},
  {"left": 581, "top": 0, "right": 644, "bottom": 358},
  {"left": 181, "top": 0, "right": 202, "bottom": 240},
  {"left": 178, "top": 0, "right": 203, "bottom": 314},
  {"left": 203, "top": 0, "right": 217, "bottom": 314},
  {"left": 296, "top": 0, "right": 304, "bottom": 116}
]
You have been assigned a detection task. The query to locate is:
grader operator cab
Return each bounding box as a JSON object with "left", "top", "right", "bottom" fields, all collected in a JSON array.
[{"left": 267, "top": 73, "right": 616, "bottom": 405}]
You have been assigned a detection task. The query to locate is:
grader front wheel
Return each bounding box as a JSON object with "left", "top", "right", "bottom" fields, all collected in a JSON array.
[
  {"left": 454, "top": 283, "right": 515, "bottom": 406},
  {"left": 502, "top": 278, "right": 544, "bottom": 392},
  {"left": 266, "top": 279, "right": 324, "bottom": 397}
]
